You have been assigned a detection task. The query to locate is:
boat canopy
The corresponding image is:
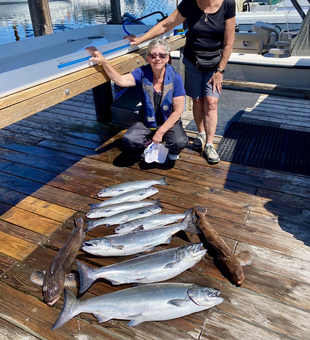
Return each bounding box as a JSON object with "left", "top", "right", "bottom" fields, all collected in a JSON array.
[{"left": 290, "top": 7, "right": 310, "bottom": 55}]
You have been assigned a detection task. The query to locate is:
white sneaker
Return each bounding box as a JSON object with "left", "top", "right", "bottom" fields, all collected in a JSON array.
[
  {"left": 168, "top": 153, "right": 180, "bottom": 161},
  {"left": 204, "top": 144, "right": 220, "bottom": 164}
]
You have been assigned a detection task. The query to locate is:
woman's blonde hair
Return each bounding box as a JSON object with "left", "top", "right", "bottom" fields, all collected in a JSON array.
[{"left": 146, "top": 38, "right": 171, "bottom": 55}]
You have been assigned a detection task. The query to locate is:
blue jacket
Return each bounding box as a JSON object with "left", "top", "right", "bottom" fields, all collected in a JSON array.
[{"left": 141, "top": 64, "right": 175, "bottom": 129}]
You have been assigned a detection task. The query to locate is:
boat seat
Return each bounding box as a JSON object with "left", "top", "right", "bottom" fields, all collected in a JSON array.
[
  {"left": 252, "top": 21, "right": 280, "bottom": 54},
  {"left": 269, "top": 40, "right": 290, "bottom": 57}
]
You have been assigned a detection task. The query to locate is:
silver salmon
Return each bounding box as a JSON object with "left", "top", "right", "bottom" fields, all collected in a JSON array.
[
  {"left": 114, "top": 211, "right": 188, "bottom": 234},
  {"left": 97, "top": 177, "right": 168, "bottom": 197},
  {"left": 86, "top": 199, "right": 161, "bottom": 219},
  {"left": 76, "top": 243, "right": 206, "bottom": 293},
  {"left": 82, "top": 209, "right": 200, "bottom": 257},
  {"left": 85, "top": 205, "right": 163, "bottom": 231},
  {"left": 51, "top": 283, "right": 223, "bottom": 329},
  {"left": 90, "top": 187, "right": 159, "bottom": 209},
  {"left": 30, "top": 218, "right": 85, "bottom": 306}
]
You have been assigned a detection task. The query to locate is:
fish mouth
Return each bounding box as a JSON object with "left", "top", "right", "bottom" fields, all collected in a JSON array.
[
  {"left": 46, "top": 297, "right": 59, "bottom": 307},
  {"left": 83, "top": 241, "right": 94, "bottom": 247}
]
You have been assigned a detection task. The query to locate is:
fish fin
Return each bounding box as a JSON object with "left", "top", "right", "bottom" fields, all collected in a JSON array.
[
  {"left": 74, "top": 217, "right": 84, "bottom": 230},
  {"left": 163, "top": 261, "right": 180, "bottom": 269},
  {"left": 93, "top": 313, "right": 113, "bottom": 323},
  {"left": 130, "top": 225, "right": 144, "bottom": 232},
  {"left": 30, "top": 271, "right": 44, "bottom": 286},
  {"left": 51, "top": 289, "right": 80, "bottom": 330},
  {"left": 75, "top": 260, "right": 96, "bottom": 293},
  {"left": 113, "top": 244, "right": 124, "bottom": 250},
  {"left": 183, "top": 208, "right": 202, "bottom": 234},
  {"left": 64, "top": 273, "right": 79, "bottom": 288},
  {"left": 159, "top": 177, "right": 169, "bottom": 186},
  {"left": 85, "top": 220, "right": 96, "bottom": 232},
  {"left": 127, "top": 314, "right": 143, "bottom": 327},
  {"left": 237, "top": 251, "right": 252, "bottom": 266},
  {"left": 168, "top": 299, "right": 189, "bottom": 307}
]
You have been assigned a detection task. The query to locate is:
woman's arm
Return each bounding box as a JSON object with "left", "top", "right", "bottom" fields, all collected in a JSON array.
[
  {"left": 152, "top": 95, "right": 185, "bottom": 144},
  {"left": 218, "top": 16, "right": 236, "bottom": 71},
  {"left": 86, "top": 46, "right": 136, "bottom": 87},
  {"left": 209, "top": 16, "right": 236, "bottom": 94},
  {"left": 125, "top": 9, "right": 186, "bottom": 45}
]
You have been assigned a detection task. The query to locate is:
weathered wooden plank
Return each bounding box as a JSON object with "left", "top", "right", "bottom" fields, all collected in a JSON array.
[
  {"left": 0, "top": 231, "right": 37, "bottom": 261},
  {"left": 1, "top": 208, "right": 62, "bottom": 236},
  {"left": 0, "top": 253, "right": 15, "bottom": 276},
  {"left": 0, "top": 282, "right": 121, "bottom": 340},
  {"left": 0, "top": 318, "right": 40, "bottom": 340}
]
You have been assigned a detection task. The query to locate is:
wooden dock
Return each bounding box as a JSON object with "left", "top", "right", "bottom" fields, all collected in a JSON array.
[{"left": 0, "top": 90, "right": 310, "bottom": 340}]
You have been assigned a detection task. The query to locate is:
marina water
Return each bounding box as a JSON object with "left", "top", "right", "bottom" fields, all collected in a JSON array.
[{"left": 0, "top": 0, "right": 177, "bottom": 45}]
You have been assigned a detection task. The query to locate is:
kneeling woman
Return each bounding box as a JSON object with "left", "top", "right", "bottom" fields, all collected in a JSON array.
[{"left": 86, "top": 38, "right": 188, "bottom": 161}]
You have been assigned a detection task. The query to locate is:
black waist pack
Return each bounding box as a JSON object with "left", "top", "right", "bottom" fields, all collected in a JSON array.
[{"left": 195, "top": 49, "right": 222, "bottom": 72}]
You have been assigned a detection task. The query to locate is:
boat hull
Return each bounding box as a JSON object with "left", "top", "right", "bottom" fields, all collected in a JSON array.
[{"left": 0, "top": 24, "right": 173, "bottom": 98}]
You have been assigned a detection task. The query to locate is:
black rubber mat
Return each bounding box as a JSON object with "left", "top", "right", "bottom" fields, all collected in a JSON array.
[{"left": 217, "top": 122, "right": 310, "bottom": 176}]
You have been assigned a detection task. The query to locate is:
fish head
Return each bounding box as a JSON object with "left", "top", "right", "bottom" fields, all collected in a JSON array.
[
  {"left": 187, "top": 286, "right": 224, "bottom": 308},
  {"left": 82, "top": 238, "right": 111, "bottom": 255},
  {"left": 42, "top": 268, "right": 65, "bottom": 306},
  {"left": 176, "top": 243, "right": 207, "bottom": 263}
]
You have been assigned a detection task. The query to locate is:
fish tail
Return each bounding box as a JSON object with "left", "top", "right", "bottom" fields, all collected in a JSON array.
[
  {"left": 195, "top": 206, "right": 208, "bottom": 217},
  {"left": 85, "top": 220, "right": 96, "bottom": 232},
  {"left": 51, "top": 289, "right": 80, "bottom": 330},
  {"left": 159, "top": 177, "right": 169, "bottom": 186},
  {"left": 75, "top": 260, "right": 96, "bottom": 294},
  {"left": 154, "top": 198, "right": 163, "bottom": 209},
  {"left": 89, "top": 203, "right": 99, "bottom": 209},
  {"left": 182, "top": 208, "right": 202, "bottom": 234}
]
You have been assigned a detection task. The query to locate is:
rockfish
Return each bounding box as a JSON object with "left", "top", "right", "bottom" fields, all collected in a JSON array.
[
  {"left": 85, "top": 205, "right": 162, "bottom": 232},
  {"left": 82, "top": 208, "right": 200, "bottom": 257},
  {"left": 51, "top": 283, "right": 223, "bottom": 329},
  {"left": 97, "top": 177, "right": 168, "bottom": 197},
  {"left": 30, "top": 218, "right": 85, "bottom": 306},
  {"left": 194, "top": 206, "right": 252, "bottom": 285},
  {"left": 76, "top": 243, "right": 206, "bottom": 293}
]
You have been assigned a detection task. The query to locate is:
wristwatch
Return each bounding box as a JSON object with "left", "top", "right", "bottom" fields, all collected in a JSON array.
[{"left": 216, "top": 68, "right": 225, "bottom": 74}]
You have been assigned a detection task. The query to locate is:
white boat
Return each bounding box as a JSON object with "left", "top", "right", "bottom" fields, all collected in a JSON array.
[
  {"left": 236, "top": 0, "right": 309, "bottom": 30},
  {"left": 0, "top": 24, "right": 173, "bottom": 98},
  {"left": 226, "top": 11, "right": 310, "bottom": 90}
]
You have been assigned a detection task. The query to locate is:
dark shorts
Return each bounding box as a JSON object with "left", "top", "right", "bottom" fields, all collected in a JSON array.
[
  {"left": 123, "top": 120, "right": 189, "bottom": 155},
  {"left": 183, "top": 57, "right": 220, "bottom": 99}
]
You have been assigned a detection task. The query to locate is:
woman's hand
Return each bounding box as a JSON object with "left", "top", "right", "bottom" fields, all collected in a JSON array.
[
  {"left": 208, "top": 71, "right": 223, "bottom": 94},
  {"left": 152, "top": 130, "right": 164, "bottom": 144},
  {"left": 124, "top": 34, "right": 142, "bottom": 45},
  {"left": 86, "top": 46, "right": 107, "bottom": 64}
]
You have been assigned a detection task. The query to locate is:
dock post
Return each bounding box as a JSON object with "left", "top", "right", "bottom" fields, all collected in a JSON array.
[
  {"left": 92, "top": 82, "right": 113, "bottom": 122},
  {"left": 27, "top": 0, "right": 53, "bottom": 37}
]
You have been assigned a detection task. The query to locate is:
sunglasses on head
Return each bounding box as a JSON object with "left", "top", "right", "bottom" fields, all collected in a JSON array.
[{"left": 148, "top": 53, "right": 168, "bottom": 59}]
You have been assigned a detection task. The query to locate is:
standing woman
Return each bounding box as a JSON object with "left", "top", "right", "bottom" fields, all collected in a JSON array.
[{"left": 126, "top": 0, "right": 236, "bottom": 164}]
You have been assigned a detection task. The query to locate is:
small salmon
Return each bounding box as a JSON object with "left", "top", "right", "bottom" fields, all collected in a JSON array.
[
  {"left": 97, "top": 177, "right": 168, "bottom": 197},
  {"left": 30, "top": 218, "right": 85, "bottom": 306}
]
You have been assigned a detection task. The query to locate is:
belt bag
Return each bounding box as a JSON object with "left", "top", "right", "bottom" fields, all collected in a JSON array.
[{"left": 195, "top": 49, "right": 222, "bottom": 71}]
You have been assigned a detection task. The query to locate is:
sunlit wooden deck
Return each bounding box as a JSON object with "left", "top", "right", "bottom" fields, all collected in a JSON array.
[{"left": 0, "top": 90, "right": 310, "bottom": 340}]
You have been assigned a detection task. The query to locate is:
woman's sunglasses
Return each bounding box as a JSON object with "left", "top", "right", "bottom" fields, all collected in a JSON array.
[{"left": 148, "top": 53, "right": 168, "bottom": 59}]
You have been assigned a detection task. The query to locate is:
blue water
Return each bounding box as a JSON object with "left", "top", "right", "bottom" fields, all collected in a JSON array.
[{"left": 0, "top": 0, "right": 177, "bottom": 45}]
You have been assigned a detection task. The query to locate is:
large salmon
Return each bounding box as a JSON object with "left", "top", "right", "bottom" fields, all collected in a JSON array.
[{"left": 51, "top": 283, "right": 223, "bottom": 329}]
